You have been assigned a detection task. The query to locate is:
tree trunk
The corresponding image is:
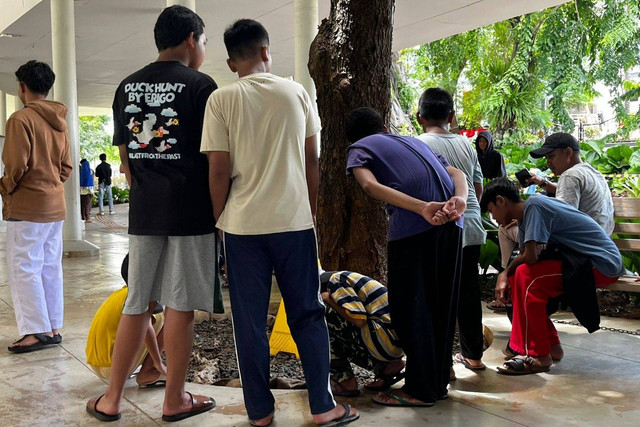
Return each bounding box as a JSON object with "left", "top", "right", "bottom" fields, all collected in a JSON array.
[{"left": 309, "top": 0, "right": 395, "bottom": 281}]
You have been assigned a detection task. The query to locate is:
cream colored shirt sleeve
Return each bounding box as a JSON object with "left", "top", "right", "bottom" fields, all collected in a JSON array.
[
  {"left": 200, "top": 93, "right": 230, "bottom": 153},
  {"left": 302, "top": 89, "right": 321, "bottom": 138}
]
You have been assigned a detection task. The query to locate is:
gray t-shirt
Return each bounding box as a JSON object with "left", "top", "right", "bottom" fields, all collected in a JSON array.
[
  {"left": 417, "top": 132, "right": 486, "bottom": 247},
  {"left": 518, "top": 195, "right": 624, "bottom": 278},
  {"left": 556, "top": 163, "right": 614, "bottom": 235}
]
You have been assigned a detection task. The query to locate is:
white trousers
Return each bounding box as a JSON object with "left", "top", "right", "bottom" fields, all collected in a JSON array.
[{"left": 7, "top": 220, "right": 64, "bottom": 336}]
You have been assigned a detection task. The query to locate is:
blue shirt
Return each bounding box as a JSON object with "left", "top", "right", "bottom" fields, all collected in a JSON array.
[
  {"left": 346, "top": 133, "right": 463, "bottom": 241},
  {"left": 518, "top": 195, "right": 624, "bottom": 278}
]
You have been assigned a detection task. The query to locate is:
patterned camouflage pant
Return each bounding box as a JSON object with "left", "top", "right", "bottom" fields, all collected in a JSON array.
[{"left": 326, "top": 306, "right": 380, "bottom": 383}]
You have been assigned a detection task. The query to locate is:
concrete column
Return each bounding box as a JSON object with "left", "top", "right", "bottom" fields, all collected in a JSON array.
[
  {"left": 0, "top": 91, "right": 5, "bottom": 226},
  {"left": 0, "top": 91, "right": 6, "bottom": 136},
  {"left": 14, "top": 94, "right": 22, "bottom": 111},
  {"left": 166, "top": 0, "right": 196, "bottom": 11},
  {"left": 294, "top": 0, "right": 318, "bottom": 107},
  {"left": 51, "top": 0, "right": 98, "bottom": 256}
]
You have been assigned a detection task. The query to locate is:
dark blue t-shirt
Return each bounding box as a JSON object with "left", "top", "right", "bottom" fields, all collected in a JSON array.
[
  {"left": 518, "top": 195, "right": 624, "bottom": 277},
  {"left": 346, "top": 133, "right": 463, "bottom": 241}
]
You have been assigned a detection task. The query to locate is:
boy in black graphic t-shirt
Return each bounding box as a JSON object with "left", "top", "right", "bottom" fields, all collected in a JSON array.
[{"left": 87, "top": 6, "right": 217, "bottom": 423}]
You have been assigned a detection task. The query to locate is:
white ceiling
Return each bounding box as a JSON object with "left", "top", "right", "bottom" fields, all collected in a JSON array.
[{"left": 0, "top": 0, "right": 568, "bottom": 109}]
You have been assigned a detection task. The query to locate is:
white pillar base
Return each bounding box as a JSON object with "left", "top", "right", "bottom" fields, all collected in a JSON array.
[{"left": 63, "top": 239, "right": 100, "bottom": 258}]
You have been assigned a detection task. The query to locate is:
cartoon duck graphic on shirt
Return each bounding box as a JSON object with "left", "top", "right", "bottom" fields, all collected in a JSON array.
[{"left": 125, "top": 104, "right": 179, "bottom": 153}]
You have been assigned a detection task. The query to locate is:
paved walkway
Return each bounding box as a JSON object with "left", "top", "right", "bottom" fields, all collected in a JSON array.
[{"left": 0, "top": 205, "right": 639, "bottom": 425}]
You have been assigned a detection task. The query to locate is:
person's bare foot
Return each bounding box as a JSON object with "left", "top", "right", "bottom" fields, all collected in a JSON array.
[
  {"left": 455, "top": 353, "right": 485, "bottom": 369},
  {"left": 162, "top": 392, "right": 213, "bottom": 417},
  {"left": 136, "top": 366, "right": 166, "bottom": 386},
  {"left": 523, "top": 354, "right": 553, "bottom": 368},
  {"left": 312, "top": 404, "right": 359, "bottom": 425},
  {"left": 373, "top": 388, "right": 433, "bottom": 405},
  {"left": 366, "top": 359, "right": 405, "bottom": 389},
  {"left": 250, "top": 411, "right": 274, "bottom": 426},
  {"left": 333, "top": 377, "right": 358, "bottom": 393},
  {"left": 90, "top": 392, "right": 121, "bottom": 417},
  {"left": 8, "top": 332, "right": 54, "bottom": 349},
  {"left": 550, "top": 344, "right": 563, "bottom": 361}
]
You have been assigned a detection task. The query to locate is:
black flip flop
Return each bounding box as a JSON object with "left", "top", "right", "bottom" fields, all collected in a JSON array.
[
  {"left": 8, "top": 334, "right": 57, "bottom": 353},
  {"left": 319, "top": 404, "right": 360, "bottom": 427},
  {"left": 486, "top": 301, "right": 511, "bottom": 312},
  {"left": 454, "top": 353, "right": 486, "bottom": 371},
  {"left": 496, "top": 357, "right": 551, "bottom": 376},
  {"left": 249, "top": 412, "right": 274, "bottom": 426},
  {"left": 364, "top": 371, "right": 405, "bottom": 391},
  {"left": 86, "top": 395, "right": 121, "bottom": 422}
]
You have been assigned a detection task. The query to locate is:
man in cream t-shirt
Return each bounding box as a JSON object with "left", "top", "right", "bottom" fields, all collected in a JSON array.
[{"left": 201, "top": 19, "right": 359, "bottom": 427}]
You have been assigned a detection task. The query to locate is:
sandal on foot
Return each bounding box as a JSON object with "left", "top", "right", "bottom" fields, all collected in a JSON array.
[
  {"left": 319, "top": 404, "right": 360, "bottom": 426},
  {"left": 161, "top": 392, "right": 216, "bottom": 422},
  {"left": 137, "top": 373, "right": 167, "bottom": 388},
  {"left": 331, "top": 379, "right": 361, "bottom": 397},
  {"left": 364, "top": 370, "right": 405, "bottom": 391},
  {"left": 372, "top": 389, "right": 435, "bottom": 407},
  {"left": 249, "top": 412, "right": 274, "bottom": 426},
  {"left": 496, "top": 357, "right": 551, "bottom": 376},
  {"left": 502, "top": 346, "right": 520, "bottom": 360},
  {"left": 8, "top": 334, "right": 57, "bottom": 354},
  {"left": 454, "top": 353, "right": 486, "bottom": 371},
  {"left": 86, "top": 395, "right": 121, "bottom": 422},
  {"left": 486, "top": 300, "right": 511, "bottom": 312}
]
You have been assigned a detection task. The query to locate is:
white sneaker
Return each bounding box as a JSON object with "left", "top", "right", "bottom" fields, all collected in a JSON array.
[
  {"left": 97, "top": 212, "right": 105, "bottom": 216},
  {"left": 109, "top": 211, "right": 116, "bottom": 215}
]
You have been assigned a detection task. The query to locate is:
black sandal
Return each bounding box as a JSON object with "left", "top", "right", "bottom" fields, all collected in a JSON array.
[
  {"left": 8, "top": 334, "right": 57, "bottom": 354},
  {"left": 364, "top": 368, "right": 405, "bottom": 391},
  {"left": 497, "top": 357, "right": 551, "bottom": 376}
]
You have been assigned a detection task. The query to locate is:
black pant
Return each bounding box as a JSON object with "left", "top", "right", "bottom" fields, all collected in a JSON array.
[
  {"left": 388, "top": 223, "right": 462, "bottom": 403},
  {"left": 458, "top": 244, "right": 483, "bottom": 360}
]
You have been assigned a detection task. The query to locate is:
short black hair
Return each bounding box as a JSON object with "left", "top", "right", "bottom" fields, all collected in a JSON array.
[
  {"left": 480, "top": 177, "right": 521, "bottom": 213},
  {"left": 345, "top": 107, "right": 385, "bottom": 143},
  {"left": 224, "top": 19, "right": 269, "bottom": 61},
  {"left": 418, "top": 88, "right": 454, "bottom": 121},
  {"left": 154, "top": 5, "right": 205, "bottom": 52},
  {"left": 99, "top": 153, "right": 107, "bottom": 161},
  {"left": 15, "top": 60, "right": 55, "bottom": 95}
]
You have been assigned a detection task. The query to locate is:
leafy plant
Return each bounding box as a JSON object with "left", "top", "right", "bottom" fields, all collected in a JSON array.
[{"left": 398, "top": 0, "right": 640, "bottom": 137}]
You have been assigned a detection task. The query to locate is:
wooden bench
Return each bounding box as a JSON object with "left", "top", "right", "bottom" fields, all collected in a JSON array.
[{"left": 608, "top": 197, "right": 640, "bottom": 293}]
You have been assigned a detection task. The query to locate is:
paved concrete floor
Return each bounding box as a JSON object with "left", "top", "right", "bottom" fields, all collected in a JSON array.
[{"left": 1, "top": 205, "right": 639, "bottom": 426}]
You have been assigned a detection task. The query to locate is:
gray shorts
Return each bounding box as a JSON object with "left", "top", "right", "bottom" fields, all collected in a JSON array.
[{"left": 124, "top": 233, "right": 217, "bottom": 315}]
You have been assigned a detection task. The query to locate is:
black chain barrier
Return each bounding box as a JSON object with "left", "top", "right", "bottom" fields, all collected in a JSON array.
[{"left": 552, "top": 319, "right": 640, "bottom": 336}]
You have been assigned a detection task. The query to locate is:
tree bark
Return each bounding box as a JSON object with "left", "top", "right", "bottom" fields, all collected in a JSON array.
[{"left": 309, "top": 0, "right": 395, "bottom": 281}]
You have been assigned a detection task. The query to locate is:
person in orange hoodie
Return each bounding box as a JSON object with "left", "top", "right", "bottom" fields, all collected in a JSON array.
[{"left": 0, "top": 60, "right": 72, "bottom": 353}]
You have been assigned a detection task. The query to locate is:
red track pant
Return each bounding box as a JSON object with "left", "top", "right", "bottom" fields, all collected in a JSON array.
[{"left": 508, "top": 260, "right": 618, "bottom": 357}]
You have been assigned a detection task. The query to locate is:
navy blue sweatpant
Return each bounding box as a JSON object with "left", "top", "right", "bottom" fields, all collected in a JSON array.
[{"left": 224, "top": 229, "right": 335, "bottom": 420}]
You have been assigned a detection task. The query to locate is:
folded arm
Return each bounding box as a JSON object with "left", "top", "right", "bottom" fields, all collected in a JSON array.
[{"left": 353, "top": 167, "right": 447, "bottom": 226}]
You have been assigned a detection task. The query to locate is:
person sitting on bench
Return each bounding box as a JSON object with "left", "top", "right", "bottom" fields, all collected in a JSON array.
[{"left": 481, "top": 178, "right": 624, "bottom": 375}]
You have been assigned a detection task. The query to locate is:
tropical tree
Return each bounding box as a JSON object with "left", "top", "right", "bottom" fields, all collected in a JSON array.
[
  {"left": 400, "top": 0, "right": 640, "bottom": 137},
  {"left": 78, "top": 115, "right": 118, "bottom": 164}
]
